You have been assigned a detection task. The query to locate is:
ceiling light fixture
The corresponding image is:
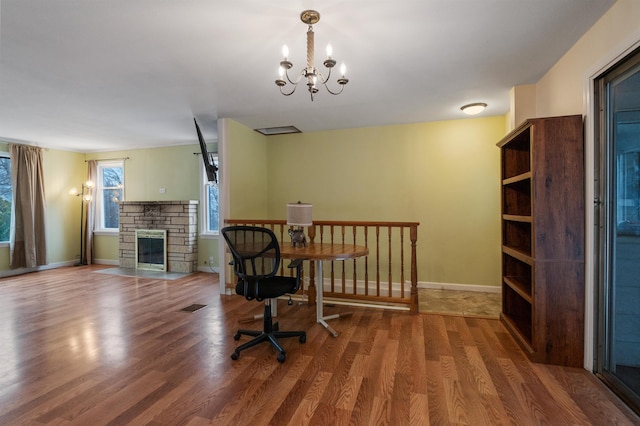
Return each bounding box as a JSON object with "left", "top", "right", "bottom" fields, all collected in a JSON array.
[
  {"left": 460, "top": 102, "right": 487, "bottom": 115},
  {"left": 275, "top": 10, "right": 348, "bottom": 101}
]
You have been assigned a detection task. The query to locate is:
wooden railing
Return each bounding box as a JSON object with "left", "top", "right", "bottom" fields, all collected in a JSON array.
[{"left": 224, "top": 219, "right": 420, "bottom": 313}]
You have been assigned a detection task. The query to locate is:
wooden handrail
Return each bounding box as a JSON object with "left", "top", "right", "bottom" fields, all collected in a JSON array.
[{"left": 224, "top": 219, "right": 420, "bottom": 313}]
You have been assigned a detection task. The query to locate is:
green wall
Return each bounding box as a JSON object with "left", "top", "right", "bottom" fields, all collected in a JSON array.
[
  {"left": 0, "top": 143, "right": 84, "bottom": 272},
  {"left": 0, "top": 143, "right": 220, "bottom": 273},
  {"left": 86, "top": 146, "right": 201, "bottom": 201},
  {"left": 44, "top": 149, "right": 87, "bottom": 264},
  {"left": 2, "top": 115, "right": 504, "bottom": 287},
  {"left": 86, "top": 144, "right": 219, "bottom": 269},
  {"left": 238, "top": 116, "right": 505, "bottom": 288},
  {"left": 226, "top": 119, "right": 269, "bottom": 219}
]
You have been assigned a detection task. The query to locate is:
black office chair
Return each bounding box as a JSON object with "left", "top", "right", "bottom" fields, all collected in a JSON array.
[{"left": 221, "top": 225, "right": 306, "bottom": 363}]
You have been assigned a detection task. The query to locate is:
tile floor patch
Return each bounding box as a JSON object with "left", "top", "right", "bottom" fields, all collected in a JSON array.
[{"left": 418, "top": 289, "right": 500, "bottom": 318}]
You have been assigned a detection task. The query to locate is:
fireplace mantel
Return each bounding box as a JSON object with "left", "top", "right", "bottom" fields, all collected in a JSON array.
[{"left": 119, "top": 200, "right": 198, "bottom": 273}]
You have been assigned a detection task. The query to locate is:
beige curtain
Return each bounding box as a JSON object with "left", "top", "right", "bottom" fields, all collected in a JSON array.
[
  {"left": 9, "top": 144, "right": 47, "bottom": 269},
  {"left": 85, "top": 160, "right": 97, "bottom": 264}
]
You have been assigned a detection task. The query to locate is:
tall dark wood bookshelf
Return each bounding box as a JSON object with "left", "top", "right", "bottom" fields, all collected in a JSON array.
[{"left": 497, "top": 114, "right": 585, "bottom": 368}]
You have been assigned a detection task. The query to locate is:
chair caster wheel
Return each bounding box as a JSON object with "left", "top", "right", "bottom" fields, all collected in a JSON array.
[
  {"left": 233, "top": 333, "right": 241, "bottom": 340},
  {"left": 277, "top": 353, "right": 286, "bottom": 363},
  {"left": 231, "top": 351, "right": 239, "bottom": 361},
  {"left": 299, "top": 334, "right": 306, "bottom": 343}
]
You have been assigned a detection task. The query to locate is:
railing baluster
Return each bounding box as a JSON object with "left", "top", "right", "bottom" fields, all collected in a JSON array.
[
  {"left": 410, "top": 224, "right": 418, "bottom": 313},
  {"left": 375, "top": 225, "right": 380, "bottom": 297},
  {"left": 364, "top": 226, "right": 369, "bottom": 296},
  {"left": 224, "top": 219, "right": 419, "bottom": 313},
  {"left": 388, "top": 226, "right": 393, "bottom": 297},
  {"left": 400, "top": 228, "right": 405, "bottom": 298}
]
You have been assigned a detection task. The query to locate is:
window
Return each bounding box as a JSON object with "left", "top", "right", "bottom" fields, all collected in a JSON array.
[
  {"left": 0, "top": 154, "right": 11, "bottom": 242},
  {"left": 201, "top": 156, "right": 219, "bottom": 234},
  {"left": 96, "top": 160, "right": 124, "bottom": 231}
]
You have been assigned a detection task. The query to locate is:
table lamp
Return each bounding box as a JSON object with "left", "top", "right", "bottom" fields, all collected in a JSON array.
[{"left": 287, "top": 201, "right": 312, "bottom": 246}]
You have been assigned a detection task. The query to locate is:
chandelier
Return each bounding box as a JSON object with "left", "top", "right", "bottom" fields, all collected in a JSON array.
[{"left": 275, "top": 10, "right": 348, "bottom": 101}]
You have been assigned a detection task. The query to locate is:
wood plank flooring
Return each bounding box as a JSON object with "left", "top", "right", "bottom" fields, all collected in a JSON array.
[{"left": 0, "top": 266, "right": 637, "bottom": 425}]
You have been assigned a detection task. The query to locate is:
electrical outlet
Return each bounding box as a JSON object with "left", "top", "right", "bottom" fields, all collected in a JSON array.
[{"left": 209, "top": 256, "right": 214, "bottom": 265}]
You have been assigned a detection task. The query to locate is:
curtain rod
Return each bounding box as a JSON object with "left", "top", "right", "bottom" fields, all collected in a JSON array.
[{"left": 84, "top": 156, "right": 130, "bottom": 162}]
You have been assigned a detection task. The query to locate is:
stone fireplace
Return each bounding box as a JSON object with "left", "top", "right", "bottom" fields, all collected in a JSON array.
[{"left": 119, "top": 200, "right": 198, "bottom": 273}]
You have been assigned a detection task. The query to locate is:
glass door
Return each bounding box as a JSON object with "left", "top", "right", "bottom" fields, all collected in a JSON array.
[{"left": 595, "top": 46, "right": 640, "bottom": 415}]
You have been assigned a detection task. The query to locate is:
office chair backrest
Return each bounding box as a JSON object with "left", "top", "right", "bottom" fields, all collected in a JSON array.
[{"left": 221, "top": 225, "right": 281, "bottom": 282}]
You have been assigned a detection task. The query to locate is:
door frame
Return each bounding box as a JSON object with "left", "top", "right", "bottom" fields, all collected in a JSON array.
[
  {"left": 592, "top": 48, "right": 640, "bottom": 414},
  {"left": 594, "top": 44, "right": 640, "bottom": 370},
  {"left": 583, "top": 36, "right": 640, "bottom": 371}
]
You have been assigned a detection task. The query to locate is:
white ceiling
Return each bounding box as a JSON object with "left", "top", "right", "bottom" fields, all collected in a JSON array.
[{"left": 0, "top": 0, "right": 616, "bottom": 152}]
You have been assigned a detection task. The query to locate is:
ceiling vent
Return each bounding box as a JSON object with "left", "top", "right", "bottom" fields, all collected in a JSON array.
[{"left": 254, "top": 126, "right": 302, "bottom": 136}]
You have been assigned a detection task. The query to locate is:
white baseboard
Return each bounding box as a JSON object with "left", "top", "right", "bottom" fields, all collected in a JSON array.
[
  {"left": 311, "top": 278, "right": 500, "bottom": 298},
  {"left": 418, "top": 281, "right": 501, "bottom": 293},
  {"left": 93, "top": 259, "right": 119, "bottom": 266},
  {"left": 0, "top": 260, "right": 76, "bottom": 278},
  {"left": 197, "top": 266, "right": 219, "bottom": 273},
  {"left": 0, "top": 262, "right": 495, "bottom": 296}
]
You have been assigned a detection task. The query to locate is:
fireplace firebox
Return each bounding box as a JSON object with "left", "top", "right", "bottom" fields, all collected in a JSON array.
[{"left": 135, "top": 229, "right": 167, "bottom": 271}]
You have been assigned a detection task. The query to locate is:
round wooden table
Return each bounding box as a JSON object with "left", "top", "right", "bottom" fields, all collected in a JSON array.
[{"left": 280, "top": 242, "right": 369, "bottom": 336}]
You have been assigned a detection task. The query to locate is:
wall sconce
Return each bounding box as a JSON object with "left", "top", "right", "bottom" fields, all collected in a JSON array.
[
  {"left": 69, "top": 180, "right": 95, "bottom": 265},
  {"left": 287, "top": 201, "right": 312, "bottom": 247}
]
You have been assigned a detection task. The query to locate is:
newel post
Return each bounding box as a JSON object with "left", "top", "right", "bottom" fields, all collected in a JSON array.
[
  {"left": 307, "top": 225, "right": 317, "bottom": 306},
  {"left": 410, "top": 224, "right": 418, "bottom": 314}
]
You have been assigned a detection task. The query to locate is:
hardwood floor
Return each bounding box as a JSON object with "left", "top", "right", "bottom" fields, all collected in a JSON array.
[{"left": 0, "top": 266, "right": 637, "bottom": 425}]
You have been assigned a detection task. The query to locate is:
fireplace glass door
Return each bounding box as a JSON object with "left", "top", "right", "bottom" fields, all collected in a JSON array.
[{"left": 135, "top": 229, "right": 167, "bottom": 271}]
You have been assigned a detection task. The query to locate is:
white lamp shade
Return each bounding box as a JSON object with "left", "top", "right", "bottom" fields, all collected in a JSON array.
[{"left": 287, "top": 202, "right": 313, "bottom": 226}]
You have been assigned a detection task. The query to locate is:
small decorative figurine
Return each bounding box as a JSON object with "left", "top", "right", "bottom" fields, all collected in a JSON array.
[{"left": 288, "top": 228, "right": 307, "bottom": 248}]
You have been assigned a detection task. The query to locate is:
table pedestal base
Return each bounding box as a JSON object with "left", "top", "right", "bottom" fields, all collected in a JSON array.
[
  {"left": 315, "top": 260, "right": 357, "bottom": 337},
  {"left": 278, "top": 243, "right": 369, "bottom": 338}
]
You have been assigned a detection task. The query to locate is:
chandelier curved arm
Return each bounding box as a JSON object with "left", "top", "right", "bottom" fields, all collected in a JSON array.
[
  {"left": 276, "top": 67, "right": 307, "bottom": 96},
  {"left": 284, "top": 66, "right": 304, "bottom": 85},
  {"left": 315, "top": 69, "right": 349, "bottom": 95},
  {"left": 278, "top": 84, "right": 297, "bottom": 96},
  {"left": 322, "top": 81, "right": 347, "bottom": 96},
  {"left": 319, "top": 67, "right": 331, "bottom": 84}
]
